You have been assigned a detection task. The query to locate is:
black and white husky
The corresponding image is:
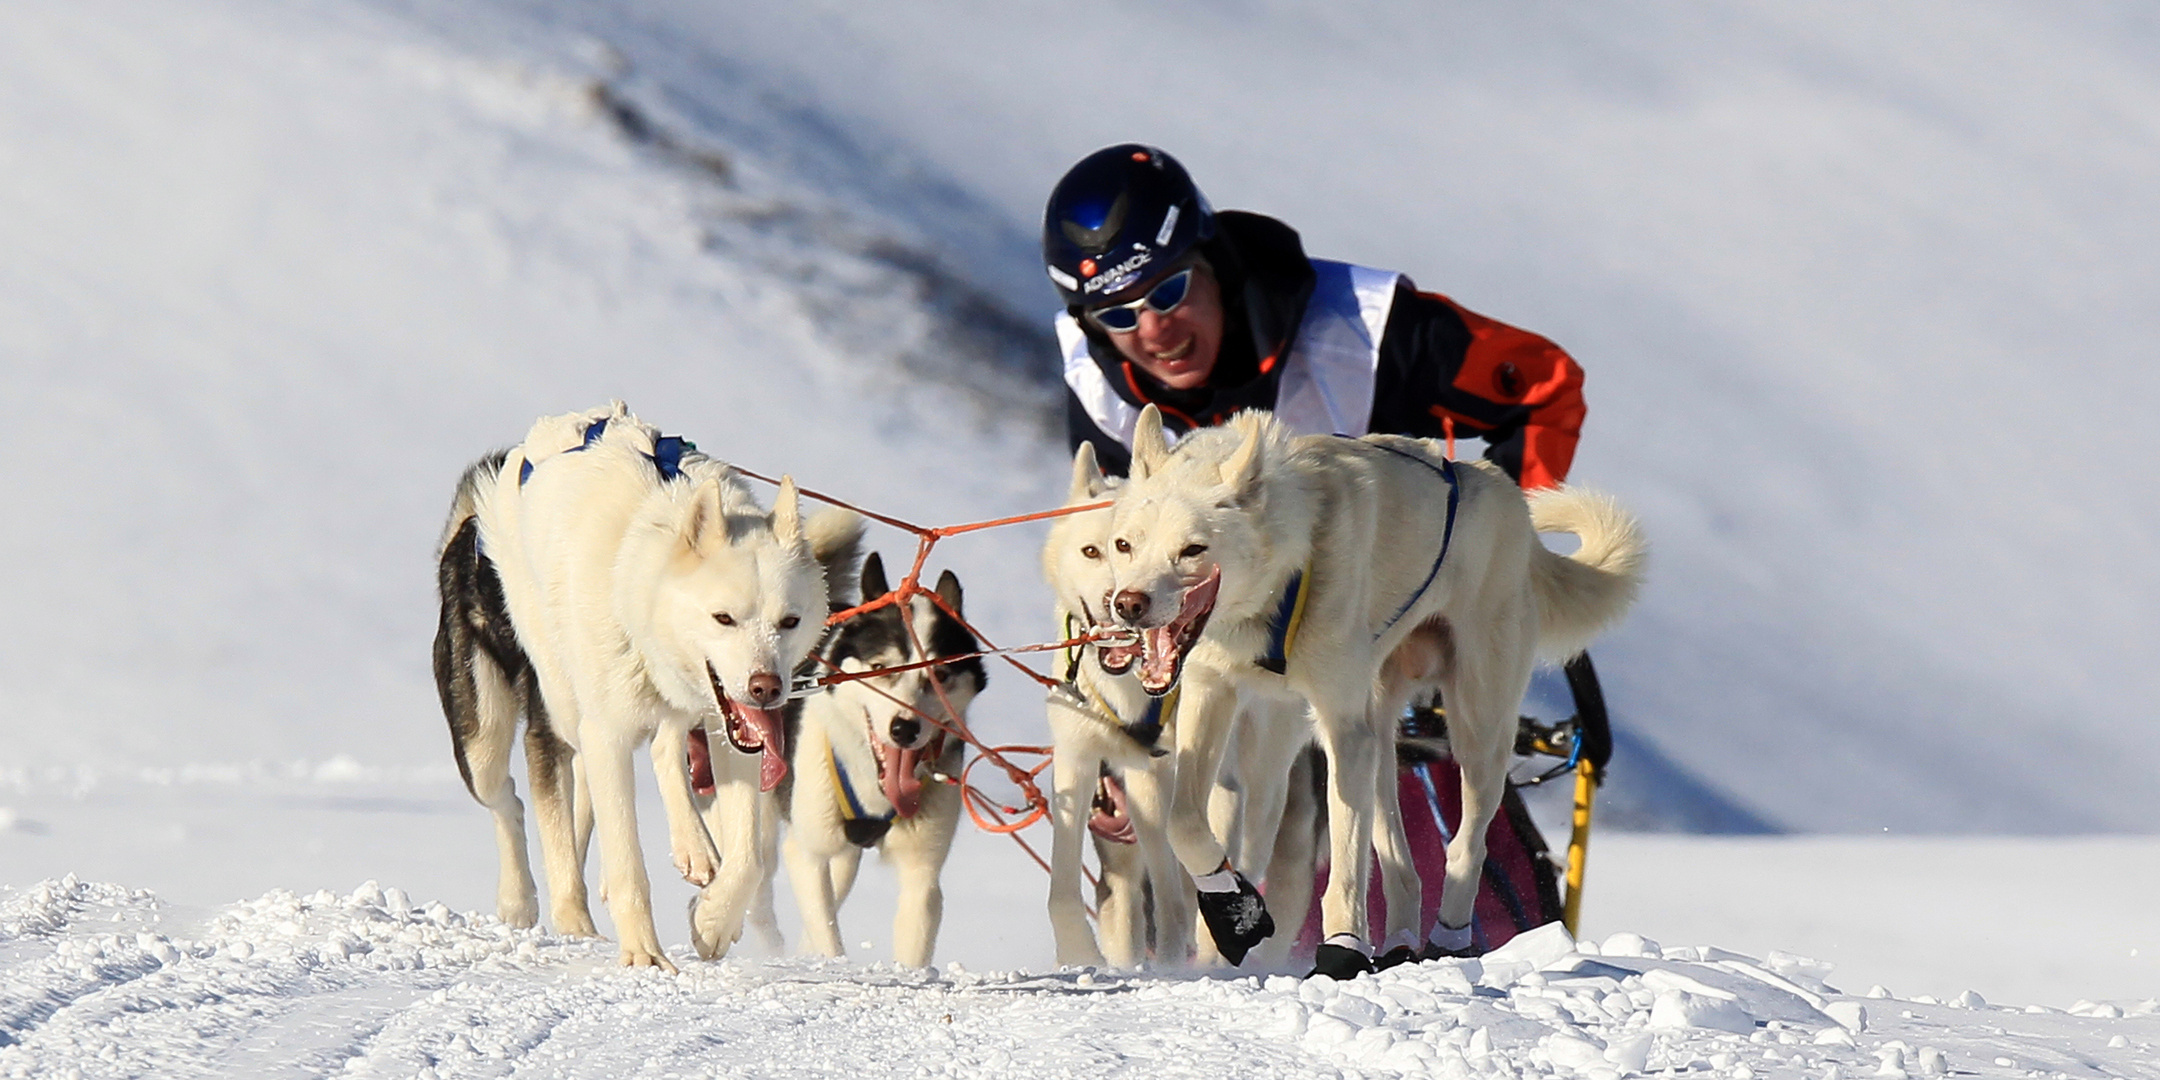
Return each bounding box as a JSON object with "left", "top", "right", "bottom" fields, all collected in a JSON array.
[
  {"left": 748, "top": 552, "right": 986, "bottom": 968},
  {"left": 434, "top": 403, "right": 861, "bottom": 969}
]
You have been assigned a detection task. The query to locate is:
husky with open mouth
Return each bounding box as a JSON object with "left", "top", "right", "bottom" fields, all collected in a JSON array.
[
  {"left": 434, "top": 402, "right": 861, "bottom": 970},
  {"left": 1041, "top": 443, "right": 1201, "bottom": 968},
  {"left": 1096, "top": 405, "right": 1645, "bottom": 978},
  {"left": 740, "top": 552, "right": 984, "bottom": 967}
]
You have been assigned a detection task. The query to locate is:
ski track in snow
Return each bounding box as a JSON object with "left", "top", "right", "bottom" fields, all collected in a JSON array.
[{"left": 2, "top": 878, "right": 2154, "bottom": 1080}]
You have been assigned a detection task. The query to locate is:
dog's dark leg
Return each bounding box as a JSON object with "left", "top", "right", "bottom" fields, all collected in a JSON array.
[{"left": 524, "top": 689, "right": 596, "bottom": 937}]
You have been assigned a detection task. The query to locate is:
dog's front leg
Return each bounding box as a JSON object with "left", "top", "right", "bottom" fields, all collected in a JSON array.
[
  {"left": 887, "top": 805, "right": 960, "bottom": 968},
  {"left": 1168, "top": 674, "right": 1272, "bottom": 966},
  {"left": 743, "top": 804, "right": 785, "bottom": 955},
  {"left": 1045, "top": 727, "right": 1108, "bottom": 968},
  {"left": 782, "top": 828, "right": 845, "bottom": 957},
  {"left": 1122, "top": 756, "right": 1197, "bottom": 965},
  {"left": 585, "top": 727, "right": 675, "bottom": 972},
  {"left": 1253, "top": 748, "right": 1321, "bottom": 968},
  {"left": 651, "top": 723, "right": 720, "bottom": 887},
  {"left": 690, "top": 760, "right": 769, "bottom": 961}
]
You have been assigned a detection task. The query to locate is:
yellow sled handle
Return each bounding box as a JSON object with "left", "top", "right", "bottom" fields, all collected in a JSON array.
[{"left": 1562, "top": 756, "right": 1596, "bottom": 937}]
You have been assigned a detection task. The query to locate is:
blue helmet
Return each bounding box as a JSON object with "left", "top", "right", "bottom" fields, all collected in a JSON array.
[{"left": 1042, "top": 144, "right": 1215, "bottom": 308}]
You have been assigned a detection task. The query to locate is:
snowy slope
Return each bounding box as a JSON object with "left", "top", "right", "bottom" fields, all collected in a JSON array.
[
  {"left": 565, "top": 0, "right": 2160, "bottom": 833},
  {"left": 10, "top": 0, "right": 2158, "bottom": 835},
  {"left": 0, "top": 0, "right": 1063, "bottom": 772}
]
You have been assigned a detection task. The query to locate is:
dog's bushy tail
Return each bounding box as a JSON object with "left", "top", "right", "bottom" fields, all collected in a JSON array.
[
  {"left": 1527, "top": 486, "right": 1647, "bottom": 662},
  {"left": 805, "top": 507, "right": 866, "bottom": 610}
]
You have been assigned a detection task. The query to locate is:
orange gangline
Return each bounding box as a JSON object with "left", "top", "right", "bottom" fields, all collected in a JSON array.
[{"left": 734, "top": 464, "right": 1130, "bottom": 903}]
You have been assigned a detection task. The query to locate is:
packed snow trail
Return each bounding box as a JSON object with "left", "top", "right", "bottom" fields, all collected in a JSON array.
[{"left": 3, "top": 879, "right": 2154, "bottom": 1080}]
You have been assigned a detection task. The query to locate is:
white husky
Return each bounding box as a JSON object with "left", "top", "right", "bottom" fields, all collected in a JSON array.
[
  {"left": 1045, "top": 444, "right": 1343, "bottom": 970},
  {"left": 747, "top": 552, "right": 984, "bottom": 967},
  {"left": 1091, "top": 405, "right": 1644, "bottom": 977},
  {"left": 1042, "top": 444, "right": 1197, "bottom": 968},
  {"left": 435, "top": 402, "right": 861, "bottom": 969}
]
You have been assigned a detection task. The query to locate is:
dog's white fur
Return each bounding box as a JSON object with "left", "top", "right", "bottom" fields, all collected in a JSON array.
[
  {"left": 471, "top": 403, "right": 861, "bottom": 969},
  {"left": 755, "top": 567, "right": 979, "bottom": 967},
  {"left": 1041, "top": 444, "right": 1197, "bottom": 967},
  {"left": 1096, "top": 405, "right": 1644, "bottom": 958}
]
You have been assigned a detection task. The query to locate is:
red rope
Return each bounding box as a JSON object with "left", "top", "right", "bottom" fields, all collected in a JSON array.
[{"left": 737, "top": 466, "right": 1131, "bottom": 911}]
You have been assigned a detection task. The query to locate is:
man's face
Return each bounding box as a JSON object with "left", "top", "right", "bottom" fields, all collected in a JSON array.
[{"left": 1097, "top": 264, "right": 1225, "bottom": 391}]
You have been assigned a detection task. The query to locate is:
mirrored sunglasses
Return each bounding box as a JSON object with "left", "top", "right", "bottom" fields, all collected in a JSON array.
[{"left": 1085, "top": 267, "right": 1194, "bottom": 334}]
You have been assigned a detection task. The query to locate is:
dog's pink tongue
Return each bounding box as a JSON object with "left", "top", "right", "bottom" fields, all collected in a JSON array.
[
  {"left": 686, "top": 727, "right": 716, "bottom": 796},
  {"left": 1140, "top": 568, "right": 1222, "bottom": 691},
  {"left": 1179, "top": 566, "right": 1222, "bottom": 621},
  {"left": 1141, "top": 626, "right": 1180, "bottom": 688},
  {"left": 881, "top": 744, "right": 924, "bottom": 819},
  {"left": 736, "top": 705, "right": 788, "bottom": 791}
]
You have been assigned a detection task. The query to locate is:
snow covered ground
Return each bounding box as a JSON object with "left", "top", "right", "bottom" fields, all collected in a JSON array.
[
  {"left": 5, "top": 0, "right": 2159, "bottom": 1073},
  {"left": 3, "top": 873, "right": 2155, "bottom": 1080}
]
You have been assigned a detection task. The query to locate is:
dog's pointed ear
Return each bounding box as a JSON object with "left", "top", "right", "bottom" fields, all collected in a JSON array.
[
  {"left": 1219, "top": 419, "right": 1266, "bottom": 506},
  {"left": 772, "top": 475, "right": 805, "bottom": 546},
  {"left": 683, "top": 475, "right": 728, "bottom": 550},
  {"left": 860, "top": 551, "right": 890, "bottom": 602},
  {"left": 934, "top": 568, "right": 964, "bottom": 617},
  {"left": 1069, "top": 441, "right": 1108, "bottom": 503},
  {"left": 1130, "top": 405, "right": 1168, "bottom": 480}
]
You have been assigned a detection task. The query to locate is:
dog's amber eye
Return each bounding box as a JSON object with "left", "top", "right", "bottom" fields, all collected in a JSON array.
[
  {"left": 1180, "top": 544, "right": 1208, "bottom": 559},
  {"left": 779, "top": 615, "right": 801, "bottom": 630},
  {"left": 931, "top": 665, "right": 949, "bottom": 684},
  {"left": 1114, "top": 538, "right": 1131, "bottom": 554},
  {"left": 1081, "top": 545, "right": 1100, "bottom": 559},
  {"left": 714, "top": 613, "right": 735, "bottom": 626}
]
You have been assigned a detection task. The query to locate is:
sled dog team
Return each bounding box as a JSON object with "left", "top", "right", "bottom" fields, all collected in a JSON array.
[{"left": 434, "top": 401, "right": 1645, "bottom": 978}]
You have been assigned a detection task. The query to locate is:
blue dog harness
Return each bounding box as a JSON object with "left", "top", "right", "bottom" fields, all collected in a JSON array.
[
  {"left": 518, "top": 416, "right": 694, "bottom": 486},
  {"left": 829, "top": 748, "right": 894, "bottom": 828}
]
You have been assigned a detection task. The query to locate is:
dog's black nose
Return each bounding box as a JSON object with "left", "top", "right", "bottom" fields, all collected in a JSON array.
[
  {"left": 889, "top": 717, "right": 922, "bottom": 747},
  {"left": 745, "top": 671, "right": 784, "bottom": 707},
  {"left": 1113, "top": 589, "right": 1151, "bottom": 624}
]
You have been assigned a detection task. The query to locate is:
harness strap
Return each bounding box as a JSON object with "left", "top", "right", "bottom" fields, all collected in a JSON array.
[
  {"left": 1360, "top": 440, "right": 1459, "bottom": 638},
  {"left": 648, "top": 434, "right": 691, "bottom": 480},
  {"left": 1083, "top": 680, "right": 1178, "bottom": 749},
  {"left": 518, "top": 419, "right": 694, "bottom": 487},
  {"left": 1255, "top": 565, "right": 1314, "bottom": 674},
  {"left": 828, "top": 747, "right": 894, "bottom": 826}
]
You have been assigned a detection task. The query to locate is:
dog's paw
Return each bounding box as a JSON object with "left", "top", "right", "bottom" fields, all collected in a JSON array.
[
  {"left": 1194, "top": 871, "right": 1274, "bottom": 967},
  {"left": 551, "top": 900, "right": 601, "bottom": 938},
  {"left": 1421, "top": 921, "right": 1480, "bottom": 961},
  {"left": 1420, "top": 941, "right": 1483, "bottom": 962},
  {"left": 498, "top": 893, "right": 540, "bottom": 930},
  {"left": 1374, "top": 944, "right": 1420, "bottom": 972},
  {"left": 619, "top": 944, "right": 680, "bottom": 974},
  {"left": 687, "top": 892, "right": 733, "bottom": 961},
  {"left": 1311, "top": 940, "right": 1374, "bottom": 980},
  {"left": 674, "top": 844, "right": 719, "bottom": 888}
]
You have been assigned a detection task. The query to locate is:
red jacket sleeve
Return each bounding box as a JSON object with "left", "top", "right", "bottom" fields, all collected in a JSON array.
[{"left": 1370, "top": 286, "right": 1585, "bottom": 490}]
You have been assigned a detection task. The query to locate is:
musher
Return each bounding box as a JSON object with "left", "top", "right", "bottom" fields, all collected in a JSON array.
[{"left": 1042, "top": 143, "right": 1596, "bottom": 966}]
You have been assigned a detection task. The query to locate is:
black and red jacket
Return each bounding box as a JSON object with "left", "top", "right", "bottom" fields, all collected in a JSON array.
[{"left": 1062, "top": 211, "right": 1585, "bottom": 489}]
